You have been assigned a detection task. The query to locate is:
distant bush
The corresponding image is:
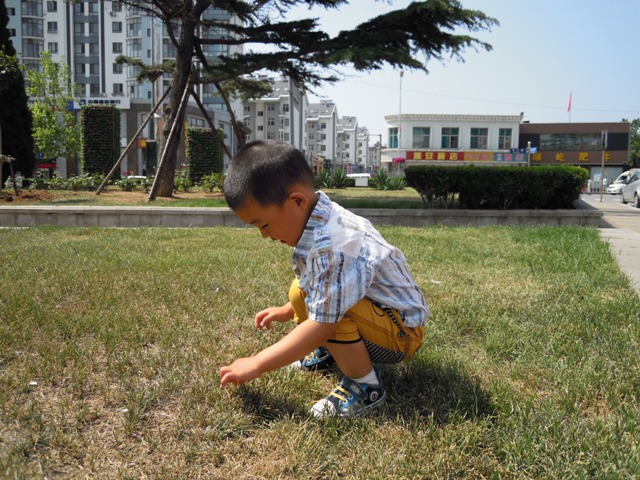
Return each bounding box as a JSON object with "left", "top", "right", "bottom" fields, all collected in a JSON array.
[
  {"left": 405, "top": 165, "right": 588, "bottom": 209},
  {"left": 24, "top": 172, "right": 106, "bottom": 191}
]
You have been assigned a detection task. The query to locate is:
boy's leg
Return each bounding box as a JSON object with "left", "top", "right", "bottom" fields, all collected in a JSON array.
[{"left": 288, "top": 278, "right": 336, "bottom": 372}]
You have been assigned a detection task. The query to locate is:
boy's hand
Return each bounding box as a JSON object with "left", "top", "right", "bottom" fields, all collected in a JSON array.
[
  {"left": 254, "top": 303, "right": 294, "bottom": 330},
  {"left": 219, "top": 357, "right": 261, "bottom": 387}
]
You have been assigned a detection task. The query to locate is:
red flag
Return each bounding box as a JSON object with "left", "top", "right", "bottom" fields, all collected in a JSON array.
[{"left": 567, "top": 92, "right": 572, "bottom": 112}]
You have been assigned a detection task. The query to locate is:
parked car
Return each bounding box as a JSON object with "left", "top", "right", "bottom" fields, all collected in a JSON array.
[
  {"left": 620, "top": 170, "right": 640, "bottom": 207},
  {"left": 607, "top": 179, "right": 626, "bottom": 194}
]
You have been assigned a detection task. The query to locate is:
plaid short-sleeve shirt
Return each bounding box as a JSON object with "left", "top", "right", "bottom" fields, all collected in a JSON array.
[{"left": 292, "top": 191, "right": 429, "bottom": 328}]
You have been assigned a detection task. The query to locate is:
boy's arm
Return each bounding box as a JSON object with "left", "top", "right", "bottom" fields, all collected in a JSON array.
[{"left": 219, "top": 319, "right": 336, "bottom": 387}]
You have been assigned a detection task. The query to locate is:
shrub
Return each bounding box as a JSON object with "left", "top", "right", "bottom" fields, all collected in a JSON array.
[
  {"left": 201, "top": 173, "right": 225, "bottom": 193},
  {"left": 81, "top": 105, "right": 120, "bottom": 176},
  {"left": 386, "top": 176, "right": 407, "bottom": 191},
  {"left": 370, "top": 170, "right": 389, "bottom": 190},
  {"left": 185, "top": 127, "right": 224, "bottom": 183},
  {"left": 315, "top": 170, "right": 332, "bottom": 189},
  {"left": 174, "top": 167, "right": 193, "bottom": 192},
  {"left": 330, "top": 168, "right": 353, "bottom": 189},
  {"left": 405, "top": 165, "right": 588, "bottom": 209}
]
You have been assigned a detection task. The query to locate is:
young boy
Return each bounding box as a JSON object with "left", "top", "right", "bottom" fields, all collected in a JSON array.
[{"left": 219, "top": 140, "right": 429, "bottom": 417}]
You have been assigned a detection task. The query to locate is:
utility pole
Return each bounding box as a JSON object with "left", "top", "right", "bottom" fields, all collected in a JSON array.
[{"left": 600, "top": 130, "right": 608, "bottom": 203}]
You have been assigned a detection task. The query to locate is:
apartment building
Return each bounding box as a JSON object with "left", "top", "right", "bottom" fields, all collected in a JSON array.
[
  {"left": 242, "top": 78, "right": 307, "bottom": 151},
  {"left": 336, "top": 116, "right": 357, "bottom": 172},
  {"left": 6, "top": 0, "right": 242, "bottom": 176},
  {"left": 306, "top": 101, "right": 340, "bottom": 171}
]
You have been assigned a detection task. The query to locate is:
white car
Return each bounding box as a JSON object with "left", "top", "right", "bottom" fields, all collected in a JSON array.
[
  {"left": 606, "top": 181, "right": 625, "bottom": 195},
  {"left": 620, "top": 170, "right": 640, "bottom": 207}
]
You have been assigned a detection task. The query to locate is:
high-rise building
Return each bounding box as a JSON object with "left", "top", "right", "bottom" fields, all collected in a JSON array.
[
  {"left": 242, "top": 77, "right": 308, "bottom": 151},
  {"left": 6, "top": 0, "right": 243, "bottom": 177}
]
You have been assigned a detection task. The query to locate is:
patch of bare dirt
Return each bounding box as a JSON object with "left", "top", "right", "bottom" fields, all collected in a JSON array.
[{"left": 1, "top": 188, "right": 225, "bottom": 205}]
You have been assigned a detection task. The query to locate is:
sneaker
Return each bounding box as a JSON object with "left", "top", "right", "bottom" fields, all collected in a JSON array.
[
  {"left": 289, "top": 346, "right": 336, "bottom": 373},
  {"left": 310, "top": 368, "right": 386, "bottom": 418}
]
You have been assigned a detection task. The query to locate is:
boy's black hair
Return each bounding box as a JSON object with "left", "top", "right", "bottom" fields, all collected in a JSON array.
[{"left": 224, "top": 140, "right": 314, "bottom": 210}]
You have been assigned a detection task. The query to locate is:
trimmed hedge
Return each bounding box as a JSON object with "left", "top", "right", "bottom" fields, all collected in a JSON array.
[
  {"left": 185, "top": 127, "right": 224, "bottom": 183},
  {"left": 81, "top": 105, "right": 121, "bottom": 176},
  {"left": 405, "top": 165, "right": 589, "bottom": 209}
]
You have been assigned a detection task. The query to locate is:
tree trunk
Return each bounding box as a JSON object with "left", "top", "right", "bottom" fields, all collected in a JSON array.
[{"left": 152, "top": 13, "right": 198, "bottom": 198}]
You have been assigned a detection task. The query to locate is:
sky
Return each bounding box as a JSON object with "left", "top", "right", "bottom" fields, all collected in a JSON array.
[{"left": 276, "top": 0, "right": 640, "bottom": 142}]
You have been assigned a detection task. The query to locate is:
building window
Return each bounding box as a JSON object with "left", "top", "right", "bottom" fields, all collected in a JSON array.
[
  {"left": 441, "top": 127, "right": 459, "bottom": 149},
  {"left": 47, "top": 1, "right": 57, "bottom": 12},
  {"left": 412, "top": 127, "right": 430, "bottom": 149},
  {"left": 267, "top": 118, "right": 275, "bottom": 126},
  {"left": 73, "top": 2, "right": 84, "bottom": 14},
  {"left": 282, "top": 104, "right": 289, "bottom": 112},
  {"left": 8, "top": 7, "right": 16, "bottom": 15},
  {"left": 22, "top": 1, "right": 42, "bottom": 16},
  {"left": 127, "top": 19, "right": 141, "bottom": 37},
  {"left": 74, "top": 23, "right": 84, "bottom": 35},
  {"left": 112, "top": 1, "right": 122, "bottom": 12},
  {"left": 8, "top": 28, "right": 16, "bottom": 37},
  {"left": 113, "top": 83, "right": 124, "bottom": 95},
  {"left": 389, "top": 127, "right": 398, "bottom": 149},
  {"left": 23, "top": 39, "right": 43, "bottom": 58},
  {"left": 257, "top": 111, "right": 264, "bottom": 117},
  {"left": 74, "top": 43, "right": 85, "bottom": 55},
  {"left": 498, "top": 128, "right": 512, "bottom": 150},
  {"left": 22, "top": 18, "right": 43, "bottom": 37},
  {"left": 47, "top": 22, "right": 58, "bottom": 33},
  {"left": 162, "top": 39, "right": 176, "bottom": 58},
  {"left": 89, "top": 83, "right": 100, "bottom": 97},
  {"left": 267, "top": 104, "right": 275, "bottom": 111},
  {"left": 470, "top": 128, "right": 488, "bottom": 149},
  {"left": 89, "top": 63, "right": 99, "bottom": 77},
  {"left": 112, "top": 22, "right": 122, "bottom": 33},
  {"left": 113, "top": 42, "right": 123, "bottom": 54},
  {"left": 127, "top": 38, "right": 141, "bottom": 57},
  {"left": 75, "top": 63, "right": 86, "bottom": 75},
  {"left": 88, "top": 23, "right": 99, "bottom": 35},
  {"left": 113, "top": 63, "right": 123, "bottom": 74},
  {"left": 48, "top": 42, "right": 58, "bottom": 53},
  {"left": 89, "top": 43, "right": 99, "bottom": 55}
]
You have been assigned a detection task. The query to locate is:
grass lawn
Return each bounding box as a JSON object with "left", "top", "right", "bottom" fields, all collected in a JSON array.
[
  {"left": 1, "top": 225, "right": 639, "bottom": 478},
  {"left": 1, "top": 186, "right": 425, "bottom": 209}
]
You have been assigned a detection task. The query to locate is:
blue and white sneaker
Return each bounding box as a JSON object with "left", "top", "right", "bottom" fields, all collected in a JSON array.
[
  {"left": 310, "top": 368, "right": 386, "bottom": 417},
  {"left": 289, "top": 346, "right": 336, "bottom": 373}
]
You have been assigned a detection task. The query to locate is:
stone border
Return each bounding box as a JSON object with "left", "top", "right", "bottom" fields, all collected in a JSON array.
[{"left": 0, "top": 200, "right": 602, "bottom": 228}]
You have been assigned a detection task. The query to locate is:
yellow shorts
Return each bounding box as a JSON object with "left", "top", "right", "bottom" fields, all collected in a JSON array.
[{"left": 288, "top": 279, "right": 424, "bottom": 364}]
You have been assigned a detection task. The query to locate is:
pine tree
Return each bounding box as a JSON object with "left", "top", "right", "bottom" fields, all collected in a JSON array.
[
  {"left": 0, "top": 0, "right": 35, "bottom": 186},
  {"left": 118, "top": 0, "right": 497, "bottom": 199}
]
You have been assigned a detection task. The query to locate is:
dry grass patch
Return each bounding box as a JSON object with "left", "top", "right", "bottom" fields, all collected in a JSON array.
[{"left": 1, "top": 225, "right": 639, "bottom": 478}]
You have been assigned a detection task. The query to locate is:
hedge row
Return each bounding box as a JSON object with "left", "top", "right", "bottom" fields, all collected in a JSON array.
[
  {"left": 185, "top": 127, "right": 224, "bottom": 183},
  {"left": 81, "top": 105, "right": 120, "bottom": 177},
  {"left": 404, "top": 165, "right": 589, "bottom": 209}
]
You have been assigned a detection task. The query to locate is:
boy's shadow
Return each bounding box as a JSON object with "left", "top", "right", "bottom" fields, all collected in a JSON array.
[{"left": 237, "top": 356, "right": 495, "bottom": 425}]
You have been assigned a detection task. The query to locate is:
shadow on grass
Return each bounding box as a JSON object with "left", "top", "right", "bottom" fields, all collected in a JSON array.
[{"left": 236, "top": 355, "right": 494, "bottom": 425}]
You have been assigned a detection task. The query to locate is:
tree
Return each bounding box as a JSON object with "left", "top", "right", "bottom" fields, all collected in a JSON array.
[
  {"left": 118, "top": 0, "right": 497, "bottom": 199},
  {"left": 24, "top": 51, "right": 82, "bottom": 164},
  {"left": 0, "top": 0, "right": 34, "bottom": 186},
  {"left": 625, "top": 118, "right": 640, "bottom": 168}
]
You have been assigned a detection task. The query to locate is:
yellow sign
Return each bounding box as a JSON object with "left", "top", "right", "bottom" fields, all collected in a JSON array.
[
  {"left": 555, "top": 152, "right": 566, "bottom": 162},
  {"left": 579, "top": 152, "right": 589, "bottom": 162}
]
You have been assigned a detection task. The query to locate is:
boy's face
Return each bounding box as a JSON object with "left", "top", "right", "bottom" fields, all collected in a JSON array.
[{"left": 234, "top": 192, "right": 312, "bottom": 247}]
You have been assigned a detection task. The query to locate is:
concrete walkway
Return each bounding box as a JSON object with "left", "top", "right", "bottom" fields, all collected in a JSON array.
[{"left": 577, "top": 194, "right": 640, "bottom": 296}]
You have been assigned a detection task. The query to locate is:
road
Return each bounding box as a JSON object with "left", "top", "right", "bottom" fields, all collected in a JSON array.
[{"left": 579, "top": 193, "right": 640, "bottom": 294}]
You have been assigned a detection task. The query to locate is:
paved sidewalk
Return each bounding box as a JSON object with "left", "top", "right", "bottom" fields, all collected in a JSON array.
[{"left": 577, "top": 194, "right": 640, "bottom": 296}]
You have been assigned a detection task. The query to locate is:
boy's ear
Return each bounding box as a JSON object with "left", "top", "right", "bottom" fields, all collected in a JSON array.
[{"left": 289, "top": 191, "right": 307, "bottom": 208}]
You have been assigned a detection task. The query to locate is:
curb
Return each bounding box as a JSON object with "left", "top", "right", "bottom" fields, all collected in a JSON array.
[{"left": 0, "top": 201, "right": 603, "bottom": 228}]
